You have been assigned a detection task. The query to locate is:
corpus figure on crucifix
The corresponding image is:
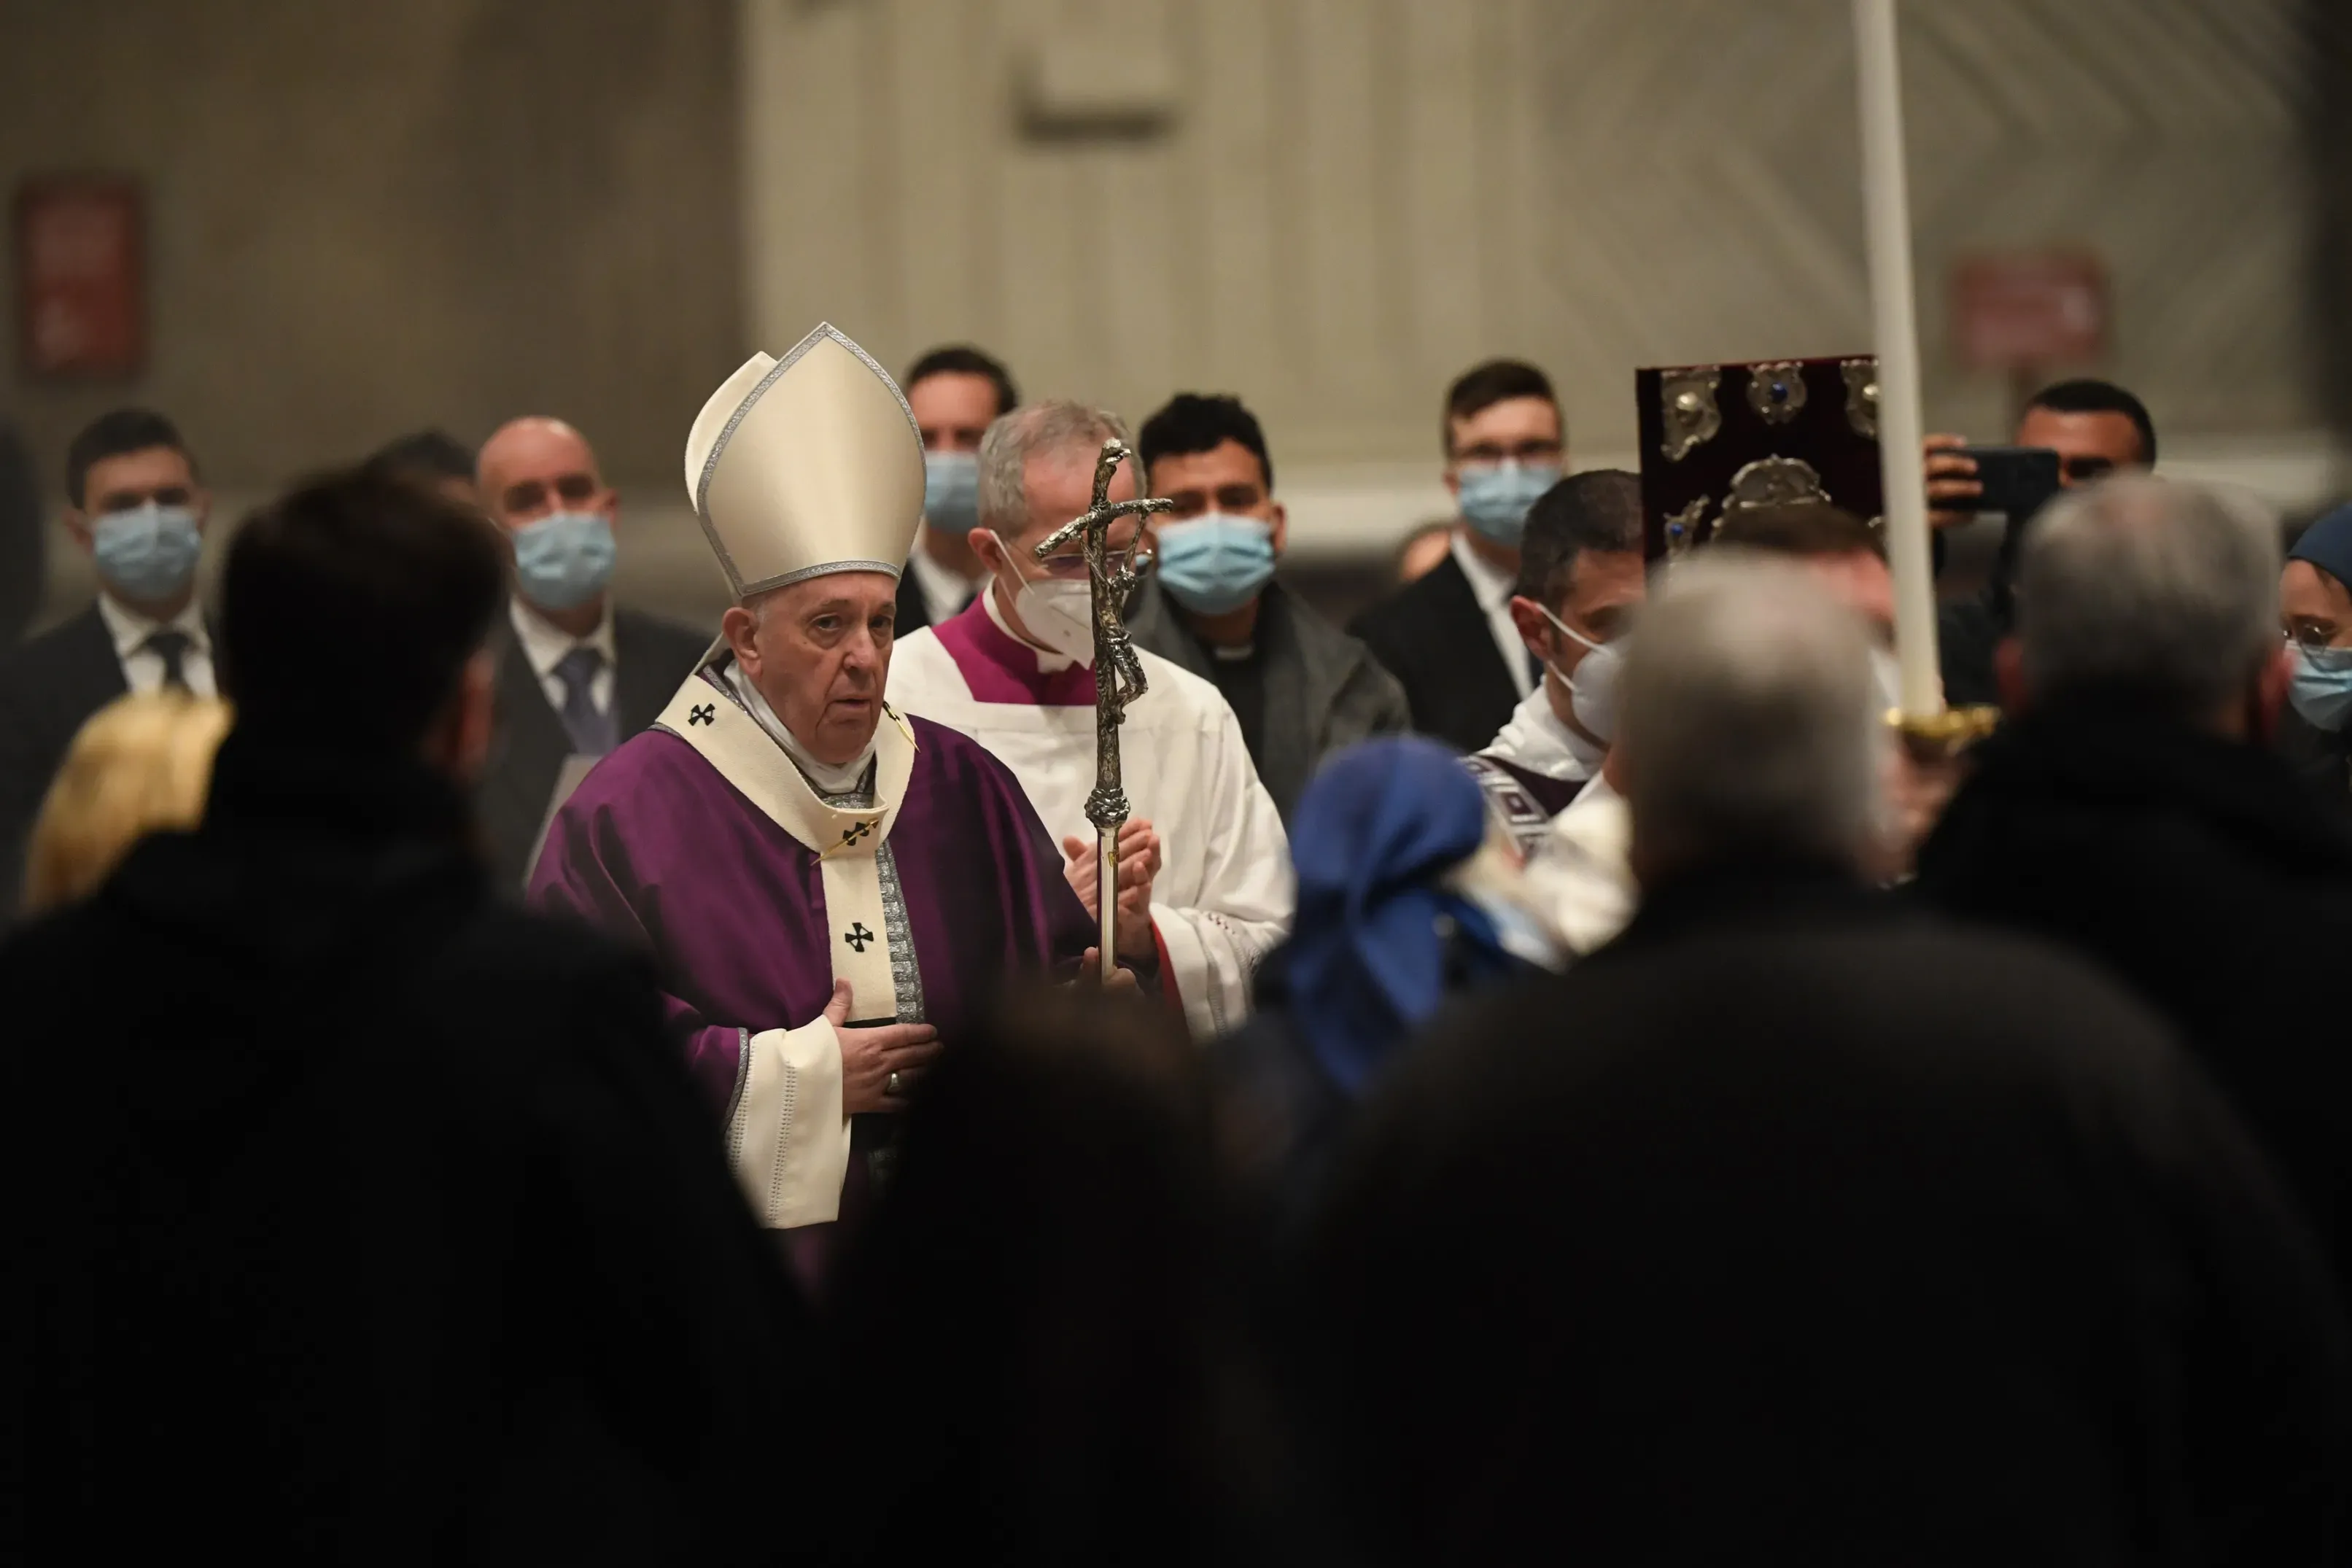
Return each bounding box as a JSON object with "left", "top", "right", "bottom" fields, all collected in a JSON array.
[{"left": 1032, "top": 437, "right": 1165, "bottom": 979}]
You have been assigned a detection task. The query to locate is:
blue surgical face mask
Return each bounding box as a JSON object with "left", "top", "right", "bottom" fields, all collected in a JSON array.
[
  {"left": 1456, "top": 461, "right": 1562, "bottom": 548},
  {"left": 1153, "top": 513, "right": 1276, "bottom": 616},
  {"left": 513, "top": 510, "right": 617, "bottom": 612},
  {"left": 923, "top": 451, "right": 980, "bottom": 534},
  {"left": 92, "top": 502, "right": 203, "bottom": 603},
  {"left": 2289, "top": 643, "right": 2352, "bottom": 732}
]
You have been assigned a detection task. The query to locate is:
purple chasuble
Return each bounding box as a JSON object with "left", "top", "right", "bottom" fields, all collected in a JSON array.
[{"left": 527, "top": 699, "right": 1094, "bottom": 1240}]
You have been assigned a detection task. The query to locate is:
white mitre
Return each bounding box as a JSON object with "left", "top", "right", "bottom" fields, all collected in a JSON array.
[{"left": 683, "top": 322, "right": 925, "bottom": 601}]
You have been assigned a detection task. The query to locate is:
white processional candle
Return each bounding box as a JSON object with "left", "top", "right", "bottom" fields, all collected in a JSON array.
[{"left": 1852, "top": 0, "right": 1945, "bottom": 721}]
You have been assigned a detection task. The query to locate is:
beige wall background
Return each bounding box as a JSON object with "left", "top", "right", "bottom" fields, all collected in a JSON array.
[
  {"left": 746, "top": 0, "right": 2340, "bottom": 546},
  {"left": 1, "top": 0, "right": 2338, "bottom": 624},
  {"left": 1, "top": 0, "right": 742, "bottom": 495}
]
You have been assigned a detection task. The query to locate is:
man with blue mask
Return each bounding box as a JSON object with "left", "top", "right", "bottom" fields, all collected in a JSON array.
[
  {"left": 474, "top": 415, "right": 707, "bottom": 890},
  {"left": 0, "top": 408, "right": 214, "bottom": 922},
  {"left": 1348, "top": 359, "right": 1567, "bottom": 753},
  {"left": 896, "top": 345, "right": 1020, "bottom": 637},
  {"left": 1124, "top": 392, "right": 1407, "bottom": 822},
  {"left": 1465, "top": 471, "right": 1645, "bottom": 858},
  {"left": 2281, "top": 503, "right": 2352, "bottom": 813}
]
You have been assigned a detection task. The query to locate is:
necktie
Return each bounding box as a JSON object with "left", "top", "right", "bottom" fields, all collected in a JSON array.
[
  {"left": 145, "top": 629, "right": 193, "bottom": 692},
  {"left": 554, "top": 645, "right": 618, "bottom": 755}
]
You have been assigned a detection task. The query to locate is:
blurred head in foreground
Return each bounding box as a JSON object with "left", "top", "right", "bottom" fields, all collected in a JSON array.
[
  {"left": 363, "top": 429, "right": 481, "bottom": 512},
  {"left": 220, "top": 467, "right": 508, "bottom": 775},
  {"left": 23, "top": 691, "right": 230, "bottom": 915},
  {"left": 1619, "top": 554, "right": 1886, "bottom": 890},
  {"left": 2003, "top": 475, "right": 2286, "bottom": 738}
]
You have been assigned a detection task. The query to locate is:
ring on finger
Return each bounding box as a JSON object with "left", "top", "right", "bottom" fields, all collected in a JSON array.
[{"left": 887, "top": 1069, "right": 902, "bottom": 1098}]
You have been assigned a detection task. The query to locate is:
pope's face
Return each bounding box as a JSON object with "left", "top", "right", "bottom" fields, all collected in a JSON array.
[{"left": 724, "top": 571, "right": 899, "bottom": 766}]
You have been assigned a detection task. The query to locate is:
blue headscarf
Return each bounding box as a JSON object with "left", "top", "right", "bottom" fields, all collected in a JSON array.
[
  {"left": 1281, "top": 736, "right": 1523, "bottom": 1095},
  {"left": 2291, "top": 503, "right": 2352, "bottom": 591}
]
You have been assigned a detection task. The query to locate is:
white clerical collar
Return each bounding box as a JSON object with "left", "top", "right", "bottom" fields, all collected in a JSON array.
[
  {"left": 720, "top": 656, "right": 875, "bottom": 796},
  {"left": 509, "top": 596, "right": 616, "bottom": 680},
  {"left": 97, "top": 591, "right": 207, "bottom": 661},
  {"left": 1486, "top": 680, "right": 1603, "bottom": 782},
  {"left": 1449, "top": 530, "right": 1514, "bottom": 611},
  {"left": 982, "top": 579, "right": 1077, "bottom": 674}
]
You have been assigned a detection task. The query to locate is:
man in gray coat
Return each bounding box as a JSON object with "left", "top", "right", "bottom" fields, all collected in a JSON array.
[{"left": 1130, "top": 394, "right": 1408, "bottom": 821}]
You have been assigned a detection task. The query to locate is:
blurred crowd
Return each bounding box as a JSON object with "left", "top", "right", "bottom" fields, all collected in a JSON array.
[{"left": 6, "top": 339, "right": 2352, "bottom": 1564}]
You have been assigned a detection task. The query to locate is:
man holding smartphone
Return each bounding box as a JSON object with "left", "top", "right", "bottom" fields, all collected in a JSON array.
[{"left": 1920, "top": 379, "right": 2157, "bottom": 704}]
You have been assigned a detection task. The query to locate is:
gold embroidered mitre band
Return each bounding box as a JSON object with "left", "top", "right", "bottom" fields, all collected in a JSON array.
[{"left": 683, "top": 322, "right": 925, "bottom": 600}]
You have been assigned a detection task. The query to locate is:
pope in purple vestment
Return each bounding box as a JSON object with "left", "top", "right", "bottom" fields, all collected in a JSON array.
[{"left": 525, "top": 322, "right": 1101, "bottom": 1249}]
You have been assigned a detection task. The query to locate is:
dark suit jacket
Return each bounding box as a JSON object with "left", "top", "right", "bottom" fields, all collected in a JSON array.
[
  {"left": 477, "top": 605, "right": 710, "bottom": 893},
  {"left": 1346, "top": 553, "right": 1522, "bottom": 755},
  {"left": 895, "top": 570, "right": 935, "bottom": 638},
  {"left": 893, "top": 559, "right": 979, "bottom": 640},
  {"left": 0, "top": 604, "right": 134, "bottom": 923}
]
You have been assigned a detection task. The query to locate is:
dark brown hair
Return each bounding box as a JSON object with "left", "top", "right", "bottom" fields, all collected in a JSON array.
[
  {"left": 1441, "top": 360, "right": 1558, "bottom": 454},
  {"left": 221, "top": 468, "right": 507, "bottom": 753}
]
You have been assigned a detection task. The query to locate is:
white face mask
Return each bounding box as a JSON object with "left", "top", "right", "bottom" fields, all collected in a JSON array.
[
  {"left": 1539, "top": 606, "right": 1621, "bottom": 744},
  {"left": 990, "top": 531, "right": 1096, "bottom": 666}
]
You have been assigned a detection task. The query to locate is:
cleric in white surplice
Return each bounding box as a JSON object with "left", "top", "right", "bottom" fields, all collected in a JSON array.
[{"left": 887, "top": 401, "right": 1294, "bottom": 1036}]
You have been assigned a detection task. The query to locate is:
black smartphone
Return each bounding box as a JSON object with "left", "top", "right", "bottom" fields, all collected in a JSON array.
[{"left": 1959, "top": 446, "right": 2062, "bottom": 522}]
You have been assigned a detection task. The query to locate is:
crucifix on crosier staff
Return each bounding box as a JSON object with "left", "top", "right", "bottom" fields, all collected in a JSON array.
[{"left": 1035, "top": 438, "right": 1171, "bottom": 981}]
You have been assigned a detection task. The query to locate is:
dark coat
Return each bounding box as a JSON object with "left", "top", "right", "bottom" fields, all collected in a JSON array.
[
  {"left": 0, "top": 604, "right": 137, "bottom": 925},
  {"left": 0, "top": 418, "right": 40, "bottom": 646},
  {"left": 892, "top": 564, "right": 978, "bottom": 640},
  {"left": 1914, "top": 705, "right": 2352, "bottom": 1281},
  {"left": 2278, "top": 707, "right": 2352, "bottom": 826},
  {"left": 1346, "top": 553, "right": 1521, "bottom": 755},
  {"left": 1305, "top": 866, "right": 2349, "bottom": 1567},
  {"left": 1936, "top": 587, "right": 2006, "bottom": 707},
  {"left": 477, "top": 605, "right": 710, "bottom": 893},
  {"left": 2, "top": 730, "right": 813, "bottom": 1563},
  {"left": 1130, "top": 578, "right": 1410, "bottom": 821},
  {"left": 1934, "top": 519, "right": 2021, "bottom": 710}
]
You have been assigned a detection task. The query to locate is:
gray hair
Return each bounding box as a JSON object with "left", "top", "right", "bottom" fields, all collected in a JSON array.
[
  {"left": 2017, "top": 475, "right": 2281, "bottom": 720},
  {"left": 1621, "top": 551, "right": 1884, "bottom": 878},
  {"left": 977, "top": 401, "right": 1133, "bottom": 537}
]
